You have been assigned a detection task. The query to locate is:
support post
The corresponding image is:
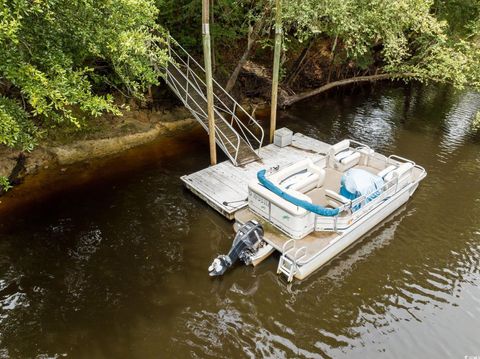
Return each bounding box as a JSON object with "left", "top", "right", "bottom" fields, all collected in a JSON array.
[
  {"left": 269, "top": 0, "right": 282, "bottom": 143},
  {"left": 202, "top": 0, "right": 217, "bottom": 165}
]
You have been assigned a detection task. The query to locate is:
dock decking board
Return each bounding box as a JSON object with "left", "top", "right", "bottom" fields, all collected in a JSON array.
[{"left": 181, "top": 132, "right": 331, "bottom": 219}]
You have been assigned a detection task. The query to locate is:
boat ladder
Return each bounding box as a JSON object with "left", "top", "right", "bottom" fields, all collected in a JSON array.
[{"left": 277, "top": 239, "right": 307, "bottom": 282}]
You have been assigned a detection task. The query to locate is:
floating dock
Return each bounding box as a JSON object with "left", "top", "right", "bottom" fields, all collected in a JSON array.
[{"left": 181, "top": 132, "right": 331, "bottom": 219}]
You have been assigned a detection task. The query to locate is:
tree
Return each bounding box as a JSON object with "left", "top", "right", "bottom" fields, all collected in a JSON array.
[
  {"left": 280, "top": 0, "right": 480, "bottom": 106},
  {"left": 156, "top": 0, "right": 272, "bottom": 91},
  {"left": 0, "top": 0, "right": 168, "bottom": 150}
]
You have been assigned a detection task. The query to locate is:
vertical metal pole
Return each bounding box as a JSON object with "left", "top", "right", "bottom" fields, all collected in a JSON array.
[
  {"left": 269, "top": 0, "right": 282, "bottom": 143},
  {"left": 202, "top": 0, "right": 217, "bottom": 165}
]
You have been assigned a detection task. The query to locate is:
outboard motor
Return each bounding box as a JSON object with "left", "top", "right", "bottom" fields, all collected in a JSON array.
[{"left": 208, "top": 220, "right": 264, "bottom": 277}]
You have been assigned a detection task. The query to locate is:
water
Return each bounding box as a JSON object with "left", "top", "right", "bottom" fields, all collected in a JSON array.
[{"left": 0, "top": 84, "right": 479, "bottom": 358}]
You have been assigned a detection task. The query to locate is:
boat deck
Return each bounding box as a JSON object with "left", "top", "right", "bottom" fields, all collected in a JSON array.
[
  {"left": 181, "top": 132, "right": 331, "bottom": 219},
  {"left": 235, "top": 208, "right": 338, "bottom": 263}
]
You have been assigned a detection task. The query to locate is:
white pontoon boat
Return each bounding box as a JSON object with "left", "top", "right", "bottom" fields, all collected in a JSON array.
[{"left": 208, "top": 139, "right": 426, "bottom": 282}]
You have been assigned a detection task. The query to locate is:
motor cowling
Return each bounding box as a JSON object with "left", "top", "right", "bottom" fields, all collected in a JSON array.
[{"left": 208, "top": 220, "right": 264, "bottom": 277}]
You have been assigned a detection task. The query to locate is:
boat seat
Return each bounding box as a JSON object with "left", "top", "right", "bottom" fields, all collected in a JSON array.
[
  {"left": 335, "top": 149, "right": 354, "bottom": 162},
  {"left": 325, "top": 189, "right": 350, "bottom": 205},
  {"left": 325, "top": 189, "right": 350, "bottom": 209},
  {"left": 337, "top": 151, "right": 361, "bottom": 167},
  {"left": 287, "top": 173, "right": 320, "bottom": 193},
  {"left": 329, "top": 140, "right": 362, "bottom": 171},
  {"left": 378, "top": 165, "right": 396, "bottom": 180},
  {"left": 384, "top": 162, "right": 414, "bottom": 182},
  {"left": 330, "top": 139, "right": 350, "bottom": 155},
  {"left": 332, "top": 150, "right": 361, "bottom": 172},
  {"left": 274, "top": 159, "right": 326, "bottom": 194},
  {"left": 284, "top": 188, "right": 312, "bottom": 204}
]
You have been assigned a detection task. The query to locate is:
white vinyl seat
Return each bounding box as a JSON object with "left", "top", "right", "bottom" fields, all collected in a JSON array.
[
  {"left": 384, "top": 162, "right": 414, "bottom": 182},
  {"left": 329, "top": 140, "right": 361, "bottom": 171},
  {"left": 271, "top": 159, "right": 326, "bottom": 194},
  {"left": 378, "top": 165, "right": 396, "bottom": 179}
]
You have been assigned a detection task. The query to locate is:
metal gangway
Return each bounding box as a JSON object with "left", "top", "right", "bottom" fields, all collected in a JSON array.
[{"left": 162, "top": 36, "right": 264, "bottom": 166}]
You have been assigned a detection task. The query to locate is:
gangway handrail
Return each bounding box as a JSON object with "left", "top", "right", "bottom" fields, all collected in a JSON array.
[
  {"left": 168, "top": 44, "right": 262, "bottom": 152},
  {"left": 164, "top": 59, "right": 241, "bottom": 163},
  {"left": 167, "top": 36, "right": 265, "bottom": 153},
  {"left": 167, "top": 46, "right": 249, "bottom": 153}
]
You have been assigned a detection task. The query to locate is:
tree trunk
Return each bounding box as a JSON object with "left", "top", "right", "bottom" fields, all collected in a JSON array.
[
  {"left": 285, "top": 37, "right": 315, "bottom": 86},
  {"left": 280, "top": 73, "right": 415, "bottom": 107},
  {"left": 224, "top": 18, "right": 265, "bottom": 93},
  {"left": 326, "top": 35, "right": 338, "bottom": 83}
]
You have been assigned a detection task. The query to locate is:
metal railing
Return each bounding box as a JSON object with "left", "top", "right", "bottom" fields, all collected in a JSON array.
[
  {"left": 314, "top": 156, "right": 426, "bottom": 233},
  {"left": 160, "top": 36, "right": 265, "bottom": 165},
  {"left": 277, "top": 239, "right": 307, "bottom": 282}
]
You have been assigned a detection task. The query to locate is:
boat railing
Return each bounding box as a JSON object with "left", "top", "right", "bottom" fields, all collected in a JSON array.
[
  {"left": 294, "top": 246, "right": 308, "bottom": 265},
  {"left": 349, "top": 139, "right": 371, "bottom": 151},
  {"left": 315, "top": 172, "right": 411, "bottom": 232},
  {"left": 349, "top": 176, "right": 400, "bottom": 210},
  {"left": 388, "top": 154, "right": 427, "bottom": 181},
  {"left": 387, "top": 154, "right": 415, "bottom": 166},
  {"left": 282, "top": 238, "right": 296, "bottom": 256},
  {"left": 415, "top": 164, "right": 427, "bottom": 180}
]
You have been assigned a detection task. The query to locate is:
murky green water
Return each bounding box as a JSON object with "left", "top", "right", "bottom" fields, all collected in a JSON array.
[{"left": 0, "top": 84, "right": 479, "bottom": 358}]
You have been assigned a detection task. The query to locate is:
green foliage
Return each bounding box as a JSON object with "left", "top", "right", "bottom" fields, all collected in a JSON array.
[
  {"left": 158, "top": 0, "right": 480, "bottom": 91},
  {"left": 156, "top": 0, "right": 268, "bottom": 52},
  {"left": 282, "top": 0, "right": 480, "bottom": 89},
  {"left": 0, "top": 96, "right": 36, "bottom": 150},
  {"left": 0, "top": 175, "right": 11, "bottom": 192},
  {"left": 434, "top": 0, "right": 480, "bottom": 38},
  {"left": 0, "top": 0, "right": 167, "bottom": 150},
  {"left": 1, "top": 0, "right": 479, "bottom": 153}
]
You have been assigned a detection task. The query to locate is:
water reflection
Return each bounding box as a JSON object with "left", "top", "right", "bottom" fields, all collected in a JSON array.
[
  {"left": 440, "top": 91, "right": 480, "bottom": 153},
  {"left": 349, "top": 97, "right": 398, "bottom": 149},
  {"left": 0, "top": 83, "right": 479, "bottom": 358}
]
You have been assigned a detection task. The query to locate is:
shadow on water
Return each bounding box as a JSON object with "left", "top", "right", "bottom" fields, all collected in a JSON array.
[
  {"left": 0, "top": 125, "right": 212, "bottom": 225},
  {"left": 0, "top": 83, "right": 479, "bottom": 358}
]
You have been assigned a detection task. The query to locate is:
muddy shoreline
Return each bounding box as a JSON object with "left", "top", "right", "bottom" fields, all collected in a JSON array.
[{"left": 0, "top": 107, "right": 198, "bottom": 197}]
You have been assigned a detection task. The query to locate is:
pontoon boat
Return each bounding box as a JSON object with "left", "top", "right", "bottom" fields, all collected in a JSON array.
[{"left": 208, "top": 139, "right": 426, "bottom": 282}]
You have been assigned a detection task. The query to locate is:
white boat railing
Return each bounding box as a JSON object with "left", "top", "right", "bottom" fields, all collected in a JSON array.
[
  {"left": 388, "top": 154, "right": 427, "bottom": 181},
  {"left": 278, "top": 238, "right": 308, "bottom": 282},
  {"left": 349, "top": 139, "right": 371, "bottom": 151},
  {"left": 314, "top": 169, "right": 414, "bottom": 232}
]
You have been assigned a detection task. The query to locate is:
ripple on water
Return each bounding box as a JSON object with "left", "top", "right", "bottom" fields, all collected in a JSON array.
[
  {"left": 349, "top": 97, "right": 398, "bottom": 149},
  {"left": 439, "top": 91, "right": 480, "bottom": 156},
  {"left": 1, "top": 84, "right": 480, "bottom": 358},
  {"left": 0, "top": 293, "right": 29, "bottom": 311}
]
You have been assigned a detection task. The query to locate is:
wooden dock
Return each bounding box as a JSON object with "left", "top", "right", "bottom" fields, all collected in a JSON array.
[{"left": 181, "top": 132, "right": 331, "bottom": 219}]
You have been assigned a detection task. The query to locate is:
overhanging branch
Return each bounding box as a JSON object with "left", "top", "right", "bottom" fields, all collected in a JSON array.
[{"left": 280, "top": 72, "right": 416, "bottom": 107}]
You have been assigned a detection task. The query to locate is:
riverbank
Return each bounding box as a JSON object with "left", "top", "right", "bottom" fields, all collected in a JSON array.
[{"left": 0, "top": 106, "right": 198, "bottom": 196}]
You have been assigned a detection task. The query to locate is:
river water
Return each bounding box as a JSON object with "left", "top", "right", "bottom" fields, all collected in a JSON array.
[{"left": 0, "top": 84, "right": 479, "bottom": 358}]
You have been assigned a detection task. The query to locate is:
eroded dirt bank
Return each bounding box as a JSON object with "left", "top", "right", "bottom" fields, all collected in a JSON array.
[{"left": 0, "top": 107, "right": 197, "bottom": 197}]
